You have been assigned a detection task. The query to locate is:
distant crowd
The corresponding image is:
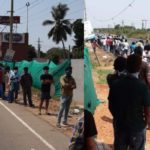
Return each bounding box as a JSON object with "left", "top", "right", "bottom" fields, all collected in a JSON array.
[
  {"left": 89, "top": 35, "right": 150, "bottom": 149},
  {"left": 91, "top": 34, "right": 150, "bottom": 63}
]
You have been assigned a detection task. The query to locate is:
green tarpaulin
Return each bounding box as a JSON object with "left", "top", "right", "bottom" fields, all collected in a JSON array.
[
  {"left": 84, "top": 48, "right": 100, "bottom": 113},
  {"left": 1, "top": 60, "right": 71, "bottom": 97}
]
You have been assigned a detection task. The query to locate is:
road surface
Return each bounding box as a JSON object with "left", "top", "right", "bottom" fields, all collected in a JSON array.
[{"left": 0, "top": 100, "right": 69, "bottom": 150}]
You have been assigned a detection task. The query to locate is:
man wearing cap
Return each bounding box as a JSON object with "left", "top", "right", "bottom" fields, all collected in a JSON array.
[
  {"left": 57, "top": 66, "right": 76, "bottom": 127},
  {"left": 20, "top": 67, "right": 34, "bottom": 107},
  {"left": 39, "top": 66, "right": 53, "bottom": 115}
]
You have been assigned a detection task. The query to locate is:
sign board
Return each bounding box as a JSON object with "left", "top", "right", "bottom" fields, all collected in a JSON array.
[
  {"left": 4, "top": 49, "right": 15, "bottom": 61},
  {"left": 2, "top": 32, "right": 25, "bottom": 44},
  {"left": 0, "top": 16, "right": 20, "bottom": 24}
]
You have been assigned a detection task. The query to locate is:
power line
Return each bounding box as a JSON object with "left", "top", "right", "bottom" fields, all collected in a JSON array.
[
  {"left": 67, "top": 0, "right": 80, "bottom": 5},
  {"left": 67, "top": 9, "right": 83, "bottom": 16},
  {"left": 22, "top": 6, "right": 83, "bottom": 25},
  {"left": 94, "top": 0, "right": 136, "bottom": 22},
  {"left": 14, "top": 0, "right": 44, "bottom": 20},
  {"left": 14, "top": 0, "right": 41, "bottom": 12},
  {"left": 24, "top": 4, "right": 51, "bottom": 20}
]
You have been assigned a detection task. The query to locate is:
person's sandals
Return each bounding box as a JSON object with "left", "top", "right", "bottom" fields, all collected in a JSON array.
[
  {"left": 56, "top": 123, "right": 61, "bottom": 128},
  {"left": 46, "top": 112, "right": 51, "bottom": 115},
  {"left": 38, "top": 112, "right": 41, "bottom": 115}
]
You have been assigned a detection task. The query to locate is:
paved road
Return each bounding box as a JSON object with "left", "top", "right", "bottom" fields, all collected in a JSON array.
[{"left": 0, "top": 100, "right": 69, "bottom": 150}]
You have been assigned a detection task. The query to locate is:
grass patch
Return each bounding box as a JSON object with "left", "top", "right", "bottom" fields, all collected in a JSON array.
[
  {"left": 91, "top": 61, "right": 99, "bottom": 69},
  {"left": 97, "top": 69, "right": 113, "bottom": 84}
]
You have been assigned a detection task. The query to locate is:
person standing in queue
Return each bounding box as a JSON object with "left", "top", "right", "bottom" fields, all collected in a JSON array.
[{"left": 39, "top": 66, "right": 53, "bottom": 115}]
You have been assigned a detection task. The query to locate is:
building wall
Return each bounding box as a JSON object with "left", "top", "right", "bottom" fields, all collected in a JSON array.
[
  {"left": 0, "top": 33, "right": 29, "bottom": 61},
  {"left": 71, "top": 59, "right": 84, "bottom": 103}
]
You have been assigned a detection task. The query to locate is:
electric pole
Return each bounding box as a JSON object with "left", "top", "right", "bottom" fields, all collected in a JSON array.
[
  {"left": 84, "top": 0, "right": 87, "bottom": 21},
  {"left": 37, "top": 38, "right": 42, "bottom": 58},
  {"left": 122, "top": 20, "right": 124, "bottom": 27},
  {"left": 142, "top": 20, "right": 145, "bottom": 29},
  {"left": 144, "top": 20, "right": 147, "bottom": 29},
  {"left": 26, "top": 2, "right": 30, "bottom": 33},
  {"left": 9, "top": 0, "right": 14, "bottom": 51}
]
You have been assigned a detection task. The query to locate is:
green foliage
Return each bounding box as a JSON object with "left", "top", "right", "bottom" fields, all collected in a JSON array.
[
  {"left": 46, "top": 47, "right": 68, "bottom": 64},
  {"left": 72, "top": 19, "right": 84, "bottom": 48},
  {"left": 42, "top": 3, "right": 72, "bottom": 51},
  {"left": 114, "top": 24, "right": 121, "bottom": 29},
  {"left": 97, "top": 69, "right": 113, "bottom": 84},
  {"left": 40, "top": 51, "right": 46, "bottom": 58},
  {"left": 27, "top": 45, "right": 37, "bottom": 61},
  {"left": 71, "top": 47, "right": 83, "bottom": 59},
  {"left": 95, "top": 26, "right": 150, "bottom": 40}
]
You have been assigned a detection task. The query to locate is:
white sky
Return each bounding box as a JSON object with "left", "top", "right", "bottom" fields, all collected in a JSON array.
[{"left": 85, "top": 0, "right": 150, "bottom": 29}]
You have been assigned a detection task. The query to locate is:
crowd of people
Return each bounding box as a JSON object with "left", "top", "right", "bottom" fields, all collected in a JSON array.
[
  {"left": 86, "top": 34, "right": 150, "bottom": 149},
  {"left": 107, "top": 53, "right": 150, "bottom": 149},
  {"left": 0, "top": 64, "right": 77, "bottom": 129},
  {"left": 91, "top": 34, "right": 150, "bottom": 61},
  {"left": 107, "top": 46, "right": 150, "bottom": 149}
]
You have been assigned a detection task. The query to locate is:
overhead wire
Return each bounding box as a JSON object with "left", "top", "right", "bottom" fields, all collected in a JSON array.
[
  {"left": 15, "top": 0, "right": 41, "bottom": 11},
  {"left": 21, "top": 0, "right": 83, "bottom": 26},
  {"left": 94, "top": 0, "right": 136, "bottom": 22},
  {"left": 8, "top": 0, "right": 83, "bottom": 33}
]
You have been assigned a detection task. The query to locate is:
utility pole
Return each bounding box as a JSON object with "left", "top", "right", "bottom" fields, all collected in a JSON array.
[
  {"left": 144, "top": 20, "right": 147, "bottom": 29},
  {"left": 122, "top": 20, "right": 124, "bottom": 34},
  {"left": 9, "top": 0, "right": 14, "bottom": 51},
  {"left": 84, "top": 0, "right": 87, "bottom": 21},
  {"left": 26, "top": 2, "right": 30, "bottom": 33},
  {"left": 37, "top": 38, "right": 42, "bottom": 58},
  {"left": 122, "top": 20, "right": 124, "bottom": 27},
  {"left": 142, "top": 20, "right": 144, "bottom": 29}
]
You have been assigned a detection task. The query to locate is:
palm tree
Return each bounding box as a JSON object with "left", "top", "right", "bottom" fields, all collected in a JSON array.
[{"left": 43, "top": 3, "right": 72, "bottom": 57}]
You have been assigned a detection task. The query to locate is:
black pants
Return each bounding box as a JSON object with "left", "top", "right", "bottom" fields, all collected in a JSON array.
[{"left": 23, "top": 87, "right": 32, "bottom": 106}]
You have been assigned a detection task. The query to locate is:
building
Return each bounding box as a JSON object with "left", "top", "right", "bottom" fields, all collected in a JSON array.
[
  {"left": 0, "top": 32, "right": 29, "bottom": 61},
  {"left": 84, "top": 20, "right": 94, "bottom": 40}
]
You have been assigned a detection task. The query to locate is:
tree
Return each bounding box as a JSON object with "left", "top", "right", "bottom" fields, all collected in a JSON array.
[
  {"left": 46, "top": 47, "right": 62, "bottom": 64},
  {"left": 27, "top": 45, "right": 37, "bottom": 61},
  {"left": 71, "top": 19, "right": 84, "bottom": 58},
  {"left": 42, "top": 3, "right": 72, "bottom": 57},
  {"left": 72, "top": 19, "right": 84, "bottom": 48},
  {"left": 40, "top": 51, "right": 47, "bottom": 58},
  {"left": 114, "top": 24, "right": 121, "bottom": 29}
]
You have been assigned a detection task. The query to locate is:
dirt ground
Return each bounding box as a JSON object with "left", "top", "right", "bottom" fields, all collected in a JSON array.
[
  {"left": 14, "top": 91, "right": 82, "bottom": 138},
  {"left": 85, "top": 43, "right": 150, "bottom": 149}
]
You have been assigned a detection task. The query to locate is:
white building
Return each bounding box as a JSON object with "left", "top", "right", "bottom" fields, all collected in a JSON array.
[{"left": 84, "top": 20, "right": 95, "bottom": 40}]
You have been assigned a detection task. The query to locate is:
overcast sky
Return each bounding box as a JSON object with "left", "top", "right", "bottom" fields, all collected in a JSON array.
[
  {"left": 0, "top": 0, "right": 84, "bottom": 52},
  {"left": 85, "top": 0, "right": 150, "bottom": 29}
]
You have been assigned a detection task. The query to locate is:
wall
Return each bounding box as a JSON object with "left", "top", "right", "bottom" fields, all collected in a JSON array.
[
  {"left": 0, "top": 33, "right": 29, "bottom": 61},
  {"left": 71, "top": 59, "right": 84, "bottom": 103}
]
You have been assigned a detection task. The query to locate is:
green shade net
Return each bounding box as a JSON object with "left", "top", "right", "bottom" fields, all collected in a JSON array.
[
  {"left": 84, "top": 48, "right": 100, "bottom": 113},
  {"left": 1, "top": 60, "right": 71, "bottom": 97}
]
